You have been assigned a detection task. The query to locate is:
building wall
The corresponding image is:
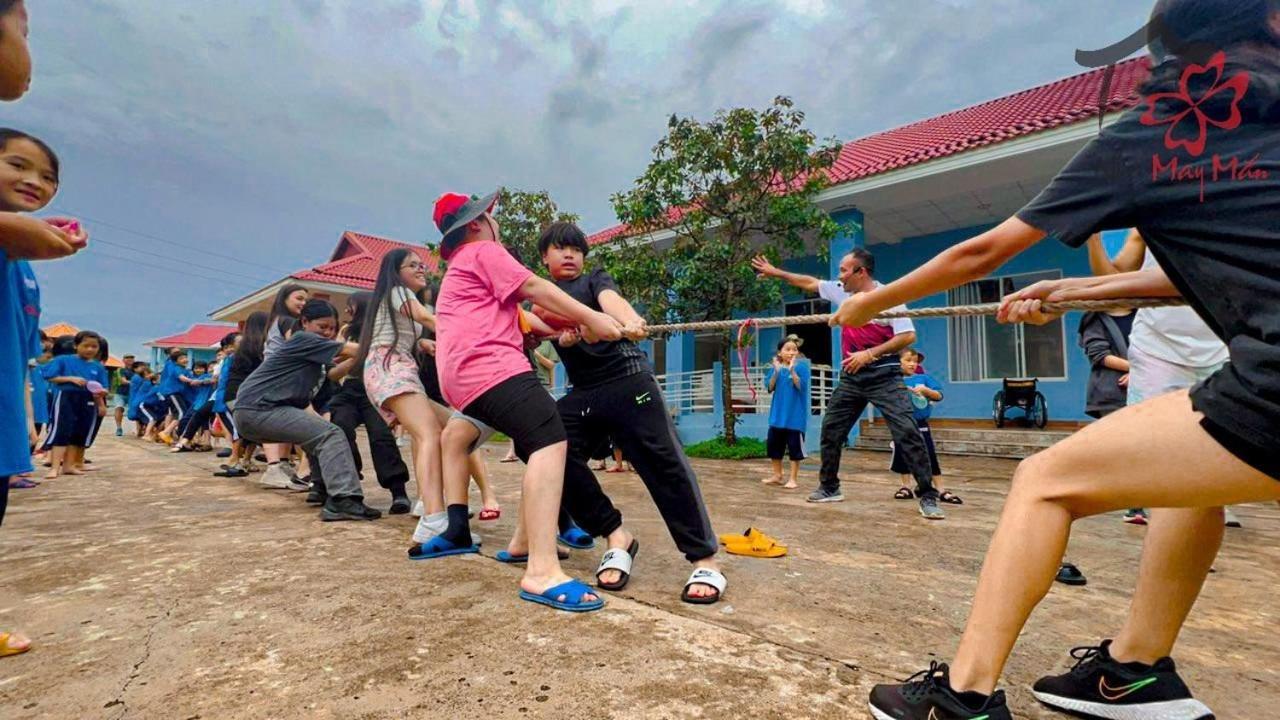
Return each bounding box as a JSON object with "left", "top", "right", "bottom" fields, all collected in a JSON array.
[{"left": 149, "top": 347, "right": 218, "bottom": 370}]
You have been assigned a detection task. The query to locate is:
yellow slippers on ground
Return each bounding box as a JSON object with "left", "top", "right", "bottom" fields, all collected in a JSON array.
[
  {"left": 718, "top": 527, "right": 787, "bottom": 558},
  {"left": 0, "top": 632, "right": 32, "bottom": 658}
]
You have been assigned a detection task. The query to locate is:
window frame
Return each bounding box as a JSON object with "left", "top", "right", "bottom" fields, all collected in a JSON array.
[{"left": 946, "top": 269, "right": 1070, "bottom": 384}]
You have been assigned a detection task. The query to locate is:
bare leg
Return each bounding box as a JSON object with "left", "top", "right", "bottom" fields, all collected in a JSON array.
[
  {"left": 65, "top": 446, "right": 85, "bottom": 475},
  {"left": 113, "top": 406, "right": 124, "bottom": 432},
  {"left": 386, "top": 393, "right": 445, "bottom": 516},
  {"left": 784, "top": 460, "right": 800, "bottom": 488},
  {"left": 46, "top": 446, "right": 66, "bottom": 478},
  {"left": 948, "top": 390, "right": 1280, "bottom": 694},
  {"left": 1109, "top": 507, "right": 1223, "bottom": 664},
  {"left": 518, "top": 441, "right": 598, "bottom": 603},
  {"left": 468, "top": 451, "right": 499, "bottom": 511},
  {"left": 762, "top": 459, "right": 783, "bottom": 485}
]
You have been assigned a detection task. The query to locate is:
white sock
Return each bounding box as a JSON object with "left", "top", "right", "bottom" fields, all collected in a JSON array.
[{"left": 412, "top": 511, "right": 447, "bottom": 544}]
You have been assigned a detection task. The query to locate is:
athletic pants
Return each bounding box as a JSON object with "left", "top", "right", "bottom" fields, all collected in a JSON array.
[
  {"left": 558, "top": 372, "right": 717, "bottom": 562},
  {"left": 180, "top": 400, "right": 215, "bottom": 441},
  {"left": 234, "top": 405, "right": 363, "bottom": 499},
  {"left": 328, "top": 379, "right": 409, "bottom": 491},
  {"left": 819, "top": 364, "right": 938, "bottom": 499}
]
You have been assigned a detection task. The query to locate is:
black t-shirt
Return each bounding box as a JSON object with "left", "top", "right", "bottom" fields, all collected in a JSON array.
[
  {"left": 235, "top": 332, "right": 343, "bottom": 411},
  {"left": 553, "top": 269, "right": 651, "bottom": 389},
  {"left": 224, "top": 351, "right": 261, "bottom": 403},
  {"left": 1017, "top": 95, "right": 1280, "bottom": 458}
]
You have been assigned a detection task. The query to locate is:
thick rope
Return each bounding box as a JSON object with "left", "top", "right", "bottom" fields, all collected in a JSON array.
[{"left": 644, "top": 297, "right": 1186, "bottom": 334}]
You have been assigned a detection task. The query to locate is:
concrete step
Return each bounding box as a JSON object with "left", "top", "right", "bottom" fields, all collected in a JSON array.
[{"left": 855, "top": 423, "right": 1074, "bottom": 459}]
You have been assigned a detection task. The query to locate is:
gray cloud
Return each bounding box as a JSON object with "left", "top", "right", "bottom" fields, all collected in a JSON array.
[{"left": 12, "top": 0, "right": 1153, "bottom": 354}]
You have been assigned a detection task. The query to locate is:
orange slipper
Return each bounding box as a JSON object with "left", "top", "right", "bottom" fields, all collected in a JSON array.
[{"left": 0, "top": 632, "right": 32, "bottom": 658}]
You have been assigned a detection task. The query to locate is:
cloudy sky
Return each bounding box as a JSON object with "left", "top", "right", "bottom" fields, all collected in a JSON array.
[{"left": 9, "top": 0, "right": 1150, "bottom": 355}]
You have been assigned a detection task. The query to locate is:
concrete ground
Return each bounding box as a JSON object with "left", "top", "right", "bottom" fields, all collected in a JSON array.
[{"left": 1, "top": 433, "right": 1277, "bottom": 719}]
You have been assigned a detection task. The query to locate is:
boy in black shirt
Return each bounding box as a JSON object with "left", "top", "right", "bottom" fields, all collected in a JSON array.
[{"left": 532, "top": 222, "right": 725, "bottom": 604}]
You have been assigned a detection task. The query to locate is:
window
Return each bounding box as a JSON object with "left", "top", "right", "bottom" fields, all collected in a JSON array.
[
  {"left": 948, "top": 270, "right": 1067, "bottom": 382},
  {"left": 648, "top": 338, "right": 667, "bottom": 374},
  {"left": 693, "top": 332, "right": 758, "bottom": 372},
  {"left": 785, "top": 299, "right": 832, "bottom": 367}
]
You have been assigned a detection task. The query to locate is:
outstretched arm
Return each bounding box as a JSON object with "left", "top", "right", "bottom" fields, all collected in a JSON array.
[
  {"left": 1087, "top": 229, "right": 1146, "bottom": 276},
  {"left": 0, "top": 213, "right": 85, "bottom": 260},
  {"left": 751, "top": 255, "right": 821, "bottom": 294},
  {"left": 597, "top": 289, "right": 648, "bottom": 340},
  {"left": 831, "top": 217, "right": 1044, "bottom": 328},
  {"left": 1000, "top": 268, "right": 1180, "bottom": 325}
]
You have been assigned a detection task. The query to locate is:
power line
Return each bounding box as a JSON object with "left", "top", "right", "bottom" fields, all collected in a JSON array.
[
  {"left": 74, "top": 249, "right": 264, "bottom": 292},
  {"left": 50, "top": 205, "right": 298, "bottom": 277},
  {"left": 85, "top": 234, "right": 281, "bottom": 286}
]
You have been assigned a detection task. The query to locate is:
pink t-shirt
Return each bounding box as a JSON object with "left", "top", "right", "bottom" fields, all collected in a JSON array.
[{"left": 436, "top": 240, "right": 534, "bottom": 410}]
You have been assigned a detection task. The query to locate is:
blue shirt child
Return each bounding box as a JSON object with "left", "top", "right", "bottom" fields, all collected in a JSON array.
[
  {"left": 1, "top": 257, "right": 43, "bottom": 477},
  {"left": 904, "top": 373, "right": 944, "bottom": 422},
  {"left": 765, "top": 358, "right": 811, "bottom": 432},
  {"left": 157, "top": 358, "right": 191, "bottom": 397},
  {"left": 41, "top": 355, "right": 108, "bottom": 391},
  {"left": 212, "top": 355, "right": 233, "bottom": 414},
  {"left": 189, "top": 371, "right": 215, "bottom": 407}
]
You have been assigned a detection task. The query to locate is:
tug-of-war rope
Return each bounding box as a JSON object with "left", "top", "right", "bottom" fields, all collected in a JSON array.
[{"left": 642, "top": 297, "right": 1188, "bottom": 335}]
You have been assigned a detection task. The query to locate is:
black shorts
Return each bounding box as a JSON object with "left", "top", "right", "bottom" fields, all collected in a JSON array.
[
  {"left": 216, "top": 410, "right": 239, "bottom": 442},
  {"left": 766, "top": 427, "right": 805, "bottom": 461},
  {"left": 890, "top": 419, "right": 942, "bottom": 476},
  {"left": 164, "top": 393, "right": 191, "bottom": 421},
  {"left": 462, "top": 372, "right": 566, "bottom": 461},
  {"left": 47, "top": 389, "right": 101, "bottom": 448},
  {"left": 1191, "top": 348, "right": 1280, "bottom": 481}
]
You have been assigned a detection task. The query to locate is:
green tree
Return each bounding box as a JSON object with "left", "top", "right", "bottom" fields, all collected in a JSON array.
[
  {"left": 605, "top": 96, "right": 846, "bottom": 444},
  {"left": 492, "top": 188, "right": 579, "bottom": 275}
]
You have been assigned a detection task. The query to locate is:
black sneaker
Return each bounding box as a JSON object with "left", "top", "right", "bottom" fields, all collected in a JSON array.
[
  {"left": 869, "top": 662, "right": 1011, "bottom": 720},
  {"left": 214, "top": 467, "right": 248, "bottom": 478},
  {"left": 806, "top": 486, "right": 845, "bottom": 503},
  {"left": 306, "top": 485, "right": 328, "bottom": 505},
  {"left": 321, "top": 496, "right": 381, "bottom": 521},
  {"left": 217, "top": 448, "right": 233, "bottom": 458},
  {"left": 389, "top": 495, "right": 411, "bottom": 515},
  {"left": 1031, "top": 640, "right": 1214, "bottom": 719}
]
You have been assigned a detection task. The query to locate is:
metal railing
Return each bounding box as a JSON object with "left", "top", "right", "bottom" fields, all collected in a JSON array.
[{"left": 551, "top": 364, "right": 838, "bottom": 417}]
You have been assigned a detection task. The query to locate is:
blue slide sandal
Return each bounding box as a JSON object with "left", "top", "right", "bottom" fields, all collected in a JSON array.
[
  {"left": 519, "top": 579, "right": 605, "bottom": 613},
  {"left": 408, "top": 535, "right": 480, "bottom": 561},
  {"left": 557, "top": 525, "right": 595, "bottom": 550},
  {"left": 495, "top": 548, "right": 569, "bottom": 563}
]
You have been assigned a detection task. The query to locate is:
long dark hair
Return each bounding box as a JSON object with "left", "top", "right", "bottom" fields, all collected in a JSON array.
[
  {"left": 354, "top": 249, "right": 416, "bottom": 371},
  {"left": 236, "top": 311, "right": 270, "bottom": 367},
  {"left": 344, "top": 291, "right": 373, "bottom": 342},
  {"left": 1142, "top": 0, "right": 1280, "bottom": 118},
  {"left": 268, "top": 283, "right": 308, "bottom": 337}
]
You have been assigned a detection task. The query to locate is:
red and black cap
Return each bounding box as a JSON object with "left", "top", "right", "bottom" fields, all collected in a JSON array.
[{"left": 432, "top": 189, "right": 499, "bottom": 260}]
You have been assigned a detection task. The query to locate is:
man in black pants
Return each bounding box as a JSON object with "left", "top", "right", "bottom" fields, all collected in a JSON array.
[
  {"left": 537, "top": 222, "right": 726, "bottom": 604},
  {"left": 752, "top": 250, "right": 944, "bottom": 520}
]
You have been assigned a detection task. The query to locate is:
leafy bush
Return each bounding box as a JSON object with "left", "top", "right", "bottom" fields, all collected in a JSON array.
[{"left": 684, "top": 436, "right": 768, "bottom": 460}]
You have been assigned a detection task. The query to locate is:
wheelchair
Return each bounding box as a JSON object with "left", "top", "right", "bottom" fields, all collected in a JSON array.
[{"left": 992, "top": 378, "right": 1048, "bottom": 429}]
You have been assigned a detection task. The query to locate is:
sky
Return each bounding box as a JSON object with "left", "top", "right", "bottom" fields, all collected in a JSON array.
[{"left": 7, "top": 0, "right": 1152, "bottom": 357}]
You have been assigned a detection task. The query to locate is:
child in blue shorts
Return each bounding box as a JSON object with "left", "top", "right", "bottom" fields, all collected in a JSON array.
[{"left": 40, "top": 331, "right": 108, "bottom": 478}]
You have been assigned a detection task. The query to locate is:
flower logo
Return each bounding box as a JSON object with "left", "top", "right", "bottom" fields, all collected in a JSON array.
[{"left": 1141, "top": 51, "right": 1250, "bottom": 157}]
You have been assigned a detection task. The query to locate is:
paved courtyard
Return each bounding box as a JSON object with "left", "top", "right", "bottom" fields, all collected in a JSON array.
[{"left": 1, "top": 434, "right": 1276, "bottom": 719}]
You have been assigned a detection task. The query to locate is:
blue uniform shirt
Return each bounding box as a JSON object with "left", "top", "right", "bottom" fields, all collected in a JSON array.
[
  {"left": 128, "top": 376, "right": 152, "bottom": 417},
  {"left": 765, "top": 359, "right": 811, "bottom": 432},
  {"left": 212, "top": 355, "right": 233, "bottom": 413},
  {"left": 157, "top": 359, "right": 190, "bottom": 397},
  {"left": 41, "top": 355, "right": 108, "bottom": 391},
  {"left": 904, "top": 373, "right": 944, "bottom": 422},
  {"left": 189, "top": 373, "right": 215, "bottom": 407},
  {"left": 1, "top": 256, "right": 42, "bottom": 477},
  {"left": 28, "top": 360, "right": 50, "bottom": 424}
]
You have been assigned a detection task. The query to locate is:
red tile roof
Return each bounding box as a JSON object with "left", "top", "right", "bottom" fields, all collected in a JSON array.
[
  {"left": 291, "top": 231, "right": 440, "bottom": 290},
  {"left": 587, "top": 57, "right": 1151, "bottom": 245},
  {"left": 148, "top": 323, "right": 239, "bottom": 349}
]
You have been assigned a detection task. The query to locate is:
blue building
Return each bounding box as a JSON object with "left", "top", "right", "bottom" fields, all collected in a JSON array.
[
  {"left": 578, "top": 58, "right": 1152, "bottom": 449},
  {"left": 145, "top": 323, "right": 238, "bottom": 370}
]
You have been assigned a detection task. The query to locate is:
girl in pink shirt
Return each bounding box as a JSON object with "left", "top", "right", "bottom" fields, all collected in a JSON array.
[{"left": 423, "top": 190, "right": 627, "bottom": 613}]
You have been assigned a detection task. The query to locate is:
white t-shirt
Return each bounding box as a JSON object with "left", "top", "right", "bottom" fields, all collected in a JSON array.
[
  {"left": 817, "top": 280, "right": 915, "bottom": 335},
  {"left": 370, "top": 286, "right": 422, "bottom": 355},
  {"left": 1130, "top": 250, "right": 1228, "bottom": 368}
]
